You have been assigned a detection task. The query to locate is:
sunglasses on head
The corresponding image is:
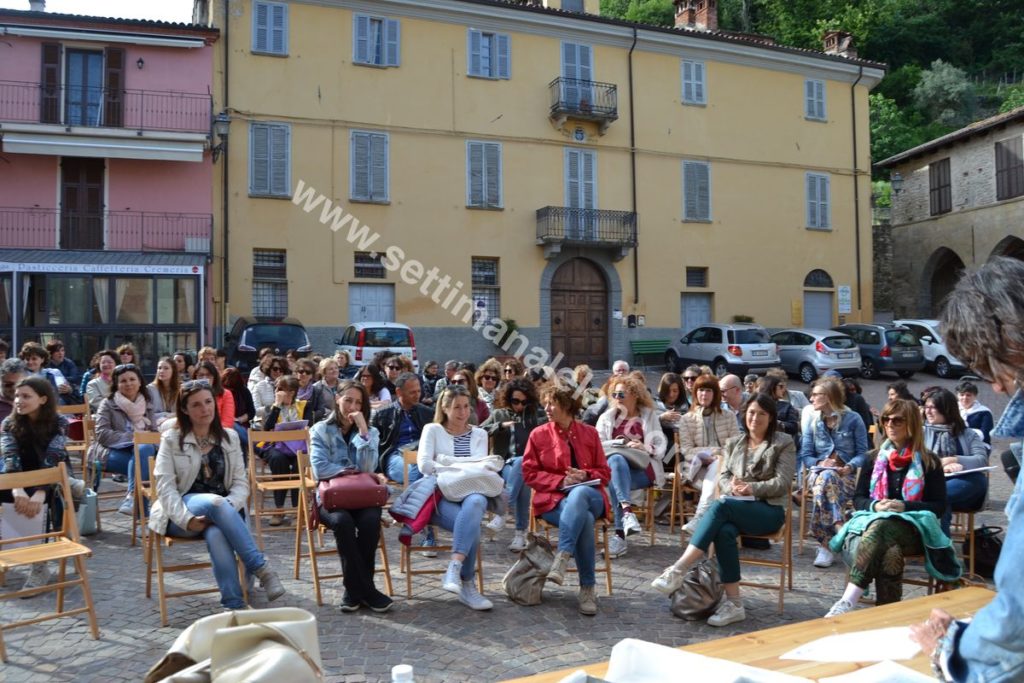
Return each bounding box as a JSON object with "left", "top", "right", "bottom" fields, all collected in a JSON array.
[
  {"left": 115, "top": 363, "right": 137, "bottom": 372},
  {"left": 181, "top": 378, "right": 211, "bottom": 391},
  {"left": 880, "top": 415, "right": 907, "bottom": 426}
]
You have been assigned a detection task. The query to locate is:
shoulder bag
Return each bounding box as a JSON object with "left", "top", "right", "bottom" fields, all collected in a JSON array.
[
  {"left": 317, "top": 468, "right": 388, "bottom": 511},
  {"left": 669, "top": 559, "right": 723, "bottom": 621}
]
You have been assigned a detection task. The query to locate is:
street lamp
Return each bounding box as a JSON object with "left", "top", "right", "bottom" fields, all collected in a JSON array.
[
  {"left": 211, "top": 112, "right": 230, "bottom": 162},
  {"left": 890, "top": 171, "right": 904, "bottom": 195}
]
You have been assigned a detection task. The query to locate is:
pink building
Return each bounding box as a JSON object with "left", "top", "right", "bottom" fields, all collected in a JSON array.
[{"left": 0, "top": 6, "right": 218, "bottom": 371}]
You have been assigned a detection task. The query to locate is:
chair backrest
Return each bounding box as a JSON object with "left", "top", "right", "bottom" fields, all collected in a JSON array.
[
  {"left": 0, "top": 462, "right": 80, "bottom": 544},
  {"left": 402, "top": 449, "right": 418, "bottom": 490},
  {"left": 246, "top": 428, "right": 311, "bottom": 483},
  {"left": 57, "top": 403, "right": 88, "bottom": 417}
]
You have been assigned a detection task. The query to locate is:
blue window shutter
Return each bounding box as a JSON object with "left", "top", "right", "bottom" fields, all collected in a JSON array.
[
  {"left": 467, "top": 141, "right": 484, "bottom": 206},
  {"left": 352, "top": 132, "right": 370, "bottom": 200},
  {"left": 270, "top": 3, "right": 287, "bottom": 55},
  {"left": 581, "top": 150, "right": 595, "bottom": 209},
  {"left": 683, "top": 161, "right": 710, "bottom": 220},
  {"left": 806, "top": 174, "right": 819, "bottom": 227},
  {"left": 385, "top": 19, "right": 400, "bottom": 67},
  {"left": 496, "top": 34, "right": 510, "bottom": 79},
  {"left": 370, "top": 133, "right": 389, "bottom": 201},
  {"left": 354, "top": 15, "right": 369, "bottom": 64},
  {"left": 693, "top": 62, "right": 705, "bottom": 103},
  {"left": 565, "top": 148, "right": 580, "bottom": 208},
  {"left": 682, "top": 60, "right": 693, "bottom": 102},
  {"left": 250, "top": 123, "right": 269, "bottom": 194},
  {"left": 805, "top": 80, "right": 815, "bottom": 117},
  {"left": 468, "top": 29, "right": 482, "bottom": 77},
  {"left": 253, "top": 2, "right": 268, "bottom": 53},
  {"left": 485, "top": 143, "right": 501, "bottom": 207},
  {"left": 819, "top": 174, "right": 830, "bottom": 228},
  {"left": 270, "top": 124, "right": 289, "bottom": 196},
  {"left": 578, "top": 44, "right": 592, "bottom": 83}
]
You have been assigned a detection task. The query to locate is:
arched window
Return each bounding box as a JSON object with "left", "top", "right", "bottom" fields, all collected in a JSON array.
[{"left": 803, "top": 269, "right": 834, "bottom": 288}]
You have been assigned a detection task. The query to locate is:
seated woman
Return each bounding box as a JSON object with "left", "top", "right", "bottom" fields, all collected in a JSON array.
[
  {"left": 474, "top": 361, "right": 502, "bottom": 412},
  {"left": 89, "top": 363, "right": 158, "bottom": 515},
  {"left": 221, "top": 367, "right": 255, "bottom": 452},
  {"left": 261, "top": 375, "right": 313, "bottom": 526},
  {"left": 756, "top": 375, "right": 800, "bottom": 442},
  {"left": 596, "top": 374, "right": 667, "bottom": 559},
  {"left": 655, "top": 372, "right": 688, "bottom": 432},
  {"left": 824, "top": 398, "right": 952, "bottom": 616},
  {"left": 148, "top": 381, "right": 285, "bottom": 610},
  {"left": 84, "top": 349, "right": 117, "bottom": 413},
  {"left": 800, "top": 376, "right": 869, "bottom": 569},
  {"left": 522, "top": 383, "right": 610, "bottom": 616},
  {"left": 294, "top": 358, "right": 330, "bottom": 422},
  {"left": 309, "top": 380, "right": 391, "bottom": 613},
  {"left": 335, "top": 350, "right": 358, "bottom": 380},
  {"left": 481, "top": 378, "right": 546, "bottom": 552},
  {"left": 923, "top": 388, "right": 989, "bottom": 535},
  {"left": 573, "top": 364, "right": 601, "bottom": 413},
  {"left": 251, "top": 356, "right": 287, "bottom": 426},
  {"left": 677, "top": 374, "right": 741, "bottom": 536},
  {"left": 147, "top": 357, "right": 180, "bottom": 427},
  {"left": 310, "top": 357, "right": 343, "bottom": 418},
  {"left": 652, "top": 393, "right": 796, "bottom": 627},
  {"left": 193, "top": 361, "right": 236, "bottom": 431},
  {"left": 450, "top": 368, "right": 490, "bottom": 425},
  {"left": 955, "top": 380, "right": 994, "bottom": 447},
  {"left": 356, "top": 364, "right": 391, "bottom": 413},
  {"left": 417, "top": 386, "right": 493, "bottom": 611}
]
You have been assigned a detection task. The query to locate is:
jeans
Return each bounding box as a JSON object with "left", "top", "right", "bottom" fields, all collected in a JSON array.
[
  {"left": 540, "top": 486, "right": 605, "bottom": 587},
  {"left": 942, "top": 471, "right": 989, "bottom": 536},
  {"left": 430, "top": 493, "right": 487, "bottom": 581},
  {"left": 606, "top": 453, "right": 652, "bottom": 530},
  {"left": 503, "top": 457, "right": 532, "bottom": 531},
  {"left": 232, "top": 424, "right": 249, "bottom": 458},
  {"left": 263, "top": 447, "right": 298, "bottom": 507},
  {"left": 165, "top": 493, "right": 267, "bottom": 609},
  {"left": 319, "top": 504, "right": 382, "bottom": 601},
  {"left": 690, "top": 498, "right": 785, "bottom": 583},
  {"left": 384, "top": 452, "right": 422, "bottom": 486},
  {"left": 101, "top": 444, "right": 155, "bottom": 496}
]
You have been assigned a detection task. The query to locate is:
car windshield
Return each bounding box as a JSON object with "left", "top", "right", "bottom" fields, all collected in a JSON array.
[
  {"left": 731, "top": 329, "right": 770, "bottom": 344},
  {"left": 823, "top": 336, "right": 856, "bottom": 350},
  {"left": 243, "top": 324, "right": 309, "bottom": 348},
  {"left": 885, "top": 329, "right": 920, "bottom": 347},
  {"left": 363, "top": 328, "right": 412, "bottom": 347}
]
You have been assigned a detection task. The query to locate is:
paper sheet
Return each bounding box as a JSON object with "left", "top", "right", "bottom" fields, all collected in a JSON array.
[
  {"left": 561, "top": 479, "right": 602, "bottom": 491},
  {"left": 945, "top": 465, "right": 998, "bottom": 478},
  {"left": 780, "top": 627, "right": 921, "bottom": 663},
  {"left": 818, "top": 660, "right": 934, "bottom": 683},
  {"left": 1, "top": 502, "right": 47, "bottom": 549}
]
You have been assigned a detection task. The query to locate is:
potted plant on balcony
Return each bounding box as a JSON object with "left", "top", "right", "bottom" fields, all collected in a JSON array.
[{"left": 494, "top": 318, "right": 519, "bottom": 349}]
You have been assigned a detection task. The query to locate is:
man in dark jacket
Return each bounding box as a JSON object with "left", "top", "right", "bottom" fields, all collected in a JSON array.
[{"left": 373, "top": 372, "right": 433, "bottom": 484}]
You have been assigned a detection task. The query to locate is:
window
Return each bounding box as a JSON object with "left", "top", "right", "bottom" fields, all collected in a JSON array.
[
  {"left": 471, "top": 258, "right": 500, "bottom": 323},
  {"left": 114, "top": 278, "right": 153, "bottom": 324},
  {"left": 803, "top": 269, "right": 834, "bottom": 288},
  {"left": 350, "top": 131, "right": 389, "bottom": 202},
  {"left": 806, "top": 172, "right": 831, "bottom": 229},
  {"left": 685, "top": 267, "right": 708, "bottom": 288},
  {"left": 252, "top": 1, "right": 288, "bottom": 55},
  {"left": 996, "top": 136, "right": 1024, "bottom": 201},
  {"left": 929, "top": 158, "right": 952, "bottom": 215},
  {"left": 353, "top": 15, "right": 400, "bottom": 67},
  {"left": 468, "top": 29, "right": 510, "bottom": 79},
  {"left": 682, "top": 160, "right": 711, "bottom": 221},
  {"left": 805, "top": 79, "right": 826, "bottom": 120},
  {"left": 155, "top": 278, "right": 196, "bottom": 324},
  {"left": 562, "top": 0, "right": 584, "bottom": 11},
  {"left": 249, "top": 122, "right": 290, "bottom": 197},
  {"left": 467, "top": 141, "right": 502, "bottom": 208},
  {"left": 681, "top": 59, "right": 706, "bottom": 105},
  {"left": 252, "top": 249, "right": 288, "bottom": 319},
  {"left": 354, "top": 252, "right": 385, "bottom": 279}
]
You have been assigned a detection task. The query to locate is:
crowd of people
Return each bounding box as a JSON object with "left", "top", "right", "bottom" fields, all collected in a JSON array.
[{"left": 1, "top": 258, "right": 1022, "bottom": 680}]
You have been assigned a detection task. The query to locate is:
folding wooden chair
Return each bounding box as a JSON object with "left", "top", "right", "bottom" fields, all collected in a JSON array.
[
  {"left": 246, "top": 428, "right": 311, "bottom": 550},
  {"left": 529, "top": 489, "right": 614, "bottom": 595},
  {"left": 131, "top": 431, "right": 163, "bottom": 549},
  {"left": 56, "top": 404, "right": 90, "bottom": 478},
  {"left": 140, "top": 456, "right": 248, "bottom": 626},
  {"left": 736, "top": 487, "right": 794, "bottom": 614},
  {"left": 292, "top": 450, "right": 393, "bottom": 605},
  {"left": 0, "top": 462, "right": 100, "bottom": 662}
]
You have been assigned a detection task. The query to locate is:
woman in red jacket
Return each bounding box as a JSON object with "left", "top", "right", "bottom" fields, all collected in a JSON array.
[{"left": 522, "top": 383, "right": 610, "bottom": 616}]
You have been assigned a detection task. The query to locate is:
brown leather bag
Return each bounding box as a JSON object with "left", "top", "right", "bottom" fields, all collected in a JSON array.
[
  {"left": 317, "top": 470, "right": 388, "bottom": 511},
  {"left": 669, "top": 559, "right": 723, "bottom": 620}
]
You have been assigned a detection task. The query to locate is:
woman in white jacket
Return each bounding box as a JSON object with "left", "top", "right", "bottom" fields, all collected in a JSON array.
[
  {"left": 596, "top": 374, "right": 667, "bottom": 558},
  {"left": 417, "top": 385, "right": 493, "bottom": 611}
]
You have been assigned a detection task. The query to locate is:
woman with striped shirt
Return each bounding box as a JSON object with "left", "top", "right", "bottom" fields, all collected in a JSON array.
[{"left": 417, "top": 386, "right": 492, "bottom": 610}]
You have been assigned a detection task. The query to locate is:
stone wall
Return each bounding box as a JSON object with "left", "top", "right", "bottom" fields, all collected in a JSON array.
[{"left": 872, "top": 216, "right": 894, "bottom": 318}]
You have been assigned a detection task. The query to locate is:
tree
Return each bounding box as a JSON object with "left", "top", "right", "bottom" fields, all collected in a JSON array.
[
  {"left": 869, "top": 93, "right": 921, "bottom": 165},
  {"left": 913, "top": 60, "right": 977, "bottom": 127},
  {"left": 623, "top": 0, "right": 674, "bottom": 26},
  {"left": 1000, "top": 84, "right": 1024, "bottom": 113}
]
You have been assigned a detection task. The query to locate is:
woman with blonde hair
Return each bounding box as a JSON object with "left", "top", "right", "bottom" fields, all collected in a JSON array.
[
  {"left": 573, "top": 364, "right": 600, "bottom": 411},
  {"left": 147, "top": 356, "right": 180, "bottom": 426},
  {"left": 450, "top": 367, "right": 490, "bottom": 425},
  {"left": 474, "top": 359, "right": 503, "bottom": 412}
]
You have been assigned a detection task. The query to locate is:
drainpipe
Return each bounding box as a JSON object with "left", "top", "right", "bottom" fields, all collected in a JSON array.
[
  {"left": 221, "top": 0, "right": 230, "bottom": 336},
  {"left": 628, "top": 26, "right": 638, "bottom": 306},
  {"left": 851, "top": 65, "right": 863, "bottom": 313}
]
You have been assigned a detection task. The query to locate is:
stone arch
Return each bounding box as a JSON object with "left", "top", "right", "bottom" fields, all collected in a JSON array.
[
  {"left": 803, "top": 269, "right": 834, "bottom": 288},
  {"left": 989, "top": 235, "right": 1024, "bottom": 262},
  {"left": 919, "top": 247, "right": 966, "bottom": 317}
]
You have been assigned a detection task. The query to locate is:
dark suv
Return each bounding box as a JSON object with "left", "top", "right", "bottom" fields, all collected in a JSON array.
[
  {"left": 224, "top": 316, "right": 311, "bottom": 375},
  {"left": 832, "top": 323, "right": 925, "bottom": 380}
]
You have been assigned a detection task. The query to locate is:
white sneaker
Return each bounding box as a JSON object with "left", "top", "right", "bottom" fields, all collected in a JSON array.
[
  {"left": 606, "top": 535, "right": 627, "bottom": 559},
  {"left": 707, "top": 598, "right": 746, "bottom": 627},
  {"left": 21, "top": 563, "right": 52, "bottom": 597},
  {"left": 622, "top": 511, "right": 642, "bottom": 537},
  {"left": 813, "top": 547, "right": 835, "bottom": 568},
  {"left": 117, "top": 495, "right": 135, "bottom": 516},
  {"left": 441, "top": 561, "right": 462, "bottom": 594},
  {"left": 508, "top": 531, "right": 527, "bottom": 553},
  {"left": 651, "top": 565, "right": 687, "bottom": 595},
  {"left": 485, "top": 515, "right": 505, "bottom": 533},
  {"left": 825, "top": 598, "right": 854, "bottom": 619},
  {"left": 458, "top": 580, "right": 493, "bottom": 611},
  {"left": 419, "top": 528, "right": 438, "bottom": 557}
]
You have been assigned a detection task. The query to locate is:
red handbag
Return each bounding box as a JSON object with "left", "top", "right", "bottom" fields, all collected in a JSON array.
[{"left": 317, "top": 469, "right": 388, "bottom": 511}]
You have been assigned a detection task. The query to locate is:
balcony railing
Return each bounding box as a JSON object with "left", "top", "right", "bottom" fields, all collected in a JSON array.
[
  {"left": 536, "top": 206, "right": 637, "bottom": 248},
  {"left": 0, "top": 207, "right": 213, "bottom": 253},
  {"left": 0, "top": 81, "right": 211, "bottom": 134},
  {"left": 548, "top": 77, "right": 618, "bottom": 130}
]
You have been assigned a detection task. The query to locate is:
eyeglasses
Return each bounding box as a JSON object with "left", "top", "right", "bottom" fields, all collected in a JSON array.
[
  {"left": 682, "top": 376, "right": 697, "bottom": 381},
  {"left": 451, "top": 378, "right": 467, "bottom": 385},
  {"left": 880, "top": 415, "right": 907, "bottom": 426},
  {"left": 509, "top": 398, "right": 527, "bottom": 406},
  {"left": 611, "top": 391, "right": 627, "bottom": 399},
  {"left": 297, "top": 369, "right": 312, "bottom": 376},
  {"left": 386, "top": 364, "right": 403, "bottom": 371},
  {"left": 181, "top": 379, "right": 211, "bottom": 391},
  {"left": 114, "top": 363, "right": 137, "bottom": 372},
  {"left": 482, "top": 375, "right": 498, "bottom": 382}
]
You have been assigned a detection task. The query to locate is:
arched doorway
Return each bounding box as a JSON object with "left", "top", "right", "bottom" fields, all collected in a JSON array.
[
  {"left": 551, "top": 258, "right": 607, "bottom": 369},
  {"left": 920, "top": 247, "right": 965, "bottom": 317},
  {"left": 990, "top": 235, "right": 1024, "bottom": 262},
  {"left": 802, "top": 269, "right": 835, "bottom": 329}
]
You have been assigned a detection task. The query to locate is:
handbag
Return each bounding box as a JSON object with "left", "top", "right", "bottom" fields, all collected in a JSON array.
[
  {"left": 502, "top": 532, "right": 554, "bottom": 606},
  {"left": 965, "top": 525, "right": 1003, "bottom": 578},
  {"left": 144, "top": 607, "right": 322, "bottom": 683},
  {"left": 669, "top": 559, "right": 723, "bottom": 621},
  {"left": 317, "top": 469, "right": 388, "bottom": 511},
  {"left": 76, "top": 488, "right": 99, "bottom": 536},
  {"left": 602, "top": 440, "right": 651, "bottom": 470}
]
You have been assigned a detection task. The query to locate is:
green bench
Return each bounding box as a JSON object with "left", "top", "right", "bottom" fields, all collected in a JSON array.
[{"left": 629, "top": 339, "right": 671, "bottom": 368}]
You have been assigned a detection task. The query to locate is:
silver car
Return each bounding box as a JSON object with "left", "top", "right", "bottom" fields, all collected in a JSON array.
[{"left": 770, "top": 328, "right": 861, "bottom": 384}]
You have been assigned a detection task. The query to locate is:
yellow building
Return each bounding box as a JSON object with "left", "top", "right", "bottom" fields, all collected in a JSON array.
[{"left": 193, "top": 0, "right": 884, "bottom": 369}]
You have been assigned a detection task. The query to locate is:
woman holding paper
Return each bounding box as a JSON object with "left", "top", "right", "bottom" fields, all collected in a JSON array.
[
  {"left": 799, "top": 376, "right": 869, "bottom": 569},
  {"left": 652, "top": 393, "right": 795, "bottom": 627},
  {"left": 677, "top": 374, "right": 741, "bottom": 538},
  {"left": 260, "top": 374, "right": 313, "bottom": 525},
  {"left": 522, "top": 382, "right": 610, "bottom": 616}
]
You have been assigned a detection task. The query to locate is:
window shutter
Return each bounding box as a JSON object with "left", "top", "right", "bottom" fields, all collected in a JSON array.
[
  {"left": 577, "top": 44, "right": 592, "bottom": 83},
  {"left": 253, "top": 1, "right": 269, "bottom": 52},
  {"left": 806, "top": 174, "right": 819, "bottom": 227},
  {"left": 40, "top": 42, "right": 61, "bottom": 124},
  {"left": 566, "top": 149, "right": 580, "bottom": 208},
  {"left": 270, "top": 3, "right": 287, "bottom": 54},
  {"left": 468, "top": 29, "right": 482, "bottom": 77},
  {"left": 467, "top": 141, "right": 484, "bottom": 206},
  {"left": 693, "top": 62, "right": 705, "bottom": 103},
  {"left": 496, "top": 33, "right": 510, "bottom": 79},
  {"left": 484, "top": 143, "right": 501, "bottom": 207},
  {"left": 385, "top": 19, "right": 400, "bottom": 67},
  {"left": 354, "top": 15, "right": 369, "bottom": 64},
  {"left": 682, "top": 61, "right": 693, "bottom": 103},
  {"left": 270, "top": 124, "right": 289, "bottom": 196},
  {"left": 818, "top": 174, "right": 830, "bottom": 227},
  {"left": 805, "top": 80, "right": 815, "bottom": 117},
  {"left": 581, "top": 150, "right": 595, "bottom": 209},
  {"left": 683, "top": 161, "right": 710, "bottom": 220},
  {"left": 370, "top": 133, "right": 388, "bottom": 201},
  {"left": 103, "top": 47, "right": 125, "bottom": 128},
  {"left": 816, "top": 81, "right": 826, "bottom": 119},
  {"left": 561, "top": 42, "right": 579, "bottom": 105},
  {"left": 250, "top": 124, "right": 270, "bottom": 195},
  {"left": 351, "top": 132, "right": 370, "bottom": 200}
]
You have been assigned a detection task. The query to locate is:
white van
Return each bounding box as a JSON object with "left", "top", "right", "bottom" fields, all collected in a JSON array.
[{"left": 334, "top": 322, "right": 419, "bottom": 371}]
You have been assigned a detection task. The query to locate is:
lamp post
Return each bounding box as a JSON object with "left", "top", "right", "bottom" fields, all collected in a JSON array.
[
  {"left": 890, "top": 171, "right": 904, "bottom": 195},
  {"left": 211, "top": 112, "right": 230, "bottom": 162}
]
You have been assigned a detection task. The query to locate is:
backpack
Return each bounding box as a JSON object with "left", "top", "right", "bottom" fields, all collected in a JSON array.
[
  {"left": 502, "top": 533, "right": 555, "bottom": 606},
  {"left": 669, "top": 559, "right": 723, "bottom": 620}
]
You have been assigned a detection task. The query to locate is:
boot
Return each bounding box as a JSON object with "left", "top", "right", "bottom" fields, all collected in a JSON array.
[
  {"left": 547, "top": 551, "right": 571, "bottom": 585},
  {"left": 577, "top": 585, "right": 598, "bottom": 616},
  {"left": 254, "top": 563, "right": 285, "bottom": 602}
]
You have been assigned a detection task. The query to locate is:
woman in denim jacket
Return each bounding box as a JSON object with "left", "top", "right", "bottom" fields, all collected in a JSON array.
[
  {"left": 911, "top": 257, "right": 1024, "bottom": 682},
  {"left": 799, "top": 376, "right": 869, "bottom": 570}
]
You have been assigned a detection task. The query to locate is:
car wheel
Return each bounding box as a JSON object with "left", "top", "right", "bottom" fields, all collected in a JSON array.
[
  {"left": 861, "top": 358, "right": 878, "bottom": 380},
  {"left": 935, "top": 356, "right": 952, "bottom": 379},
  {"left": 897, "top": 370, "right": 915, "bottom": 379},
  {"left": 713, "top": 359, "right": 729, "bottom": 377},
  {"left": 798, "top": 363, "right": 817, "bottom": 384},
  {"left": 665, "top": 350, "right": 680, "bottom": 373}
]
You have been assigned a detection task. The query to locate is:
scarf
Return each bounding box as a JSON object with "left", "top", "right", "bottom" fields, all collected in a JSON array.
[
  {"left": 276, "top": 403, "right": 300, "bottom": 424},
  {"left": 297, "top": 382, "right": 314, "bottom": 402},
  {"left": 114, "top": 391, "right": 150, "bottom": 431},
  {"left": 869, "top": 442, "right": 924, "bottom": 502},
  {"left": 925, "top": 424, "right": 958, "bottom": 458}
]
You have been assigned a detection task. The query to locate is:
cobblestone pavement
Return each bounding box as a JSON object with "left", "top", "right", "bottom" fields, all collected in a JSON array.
[{"left": 2, "top": 375, "right": 1014, "bottom": 682}]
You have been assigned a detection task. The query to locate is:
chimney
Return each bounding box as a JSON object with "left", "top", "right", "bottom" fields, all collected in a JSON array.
[
  {"left": 673, "top": 1, "right": 696, "bottom": 29},
  {"left": 823, "top": 31, "right": 857, "bottom": 59},
  {"left": 28, "top": 0, "right": 44, "bottom": 10},
  {"left": 695, "top": 0, "right": 717, "bottom": 31}
]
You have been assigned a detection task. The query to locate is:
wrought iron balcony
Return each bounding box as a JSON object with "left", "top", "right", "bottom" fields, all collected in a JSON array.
[
  {"left": 536, "top": 206, "right": 636, "bottom": 261},
  {"left": 0, "top": 81, "right": 211, "bottom": 134},
  {"left": 0, "top": 207, "right": 213, "bottom": 253},
  {"left": 548, "top": 77, "right": 618, "bottom": 134}
]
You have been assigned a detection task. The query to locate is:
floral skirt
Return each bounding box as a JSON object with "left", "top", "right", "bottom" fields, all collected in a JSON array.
[{"left": 807, "top": 467, "right": 857, "bottom": 545}]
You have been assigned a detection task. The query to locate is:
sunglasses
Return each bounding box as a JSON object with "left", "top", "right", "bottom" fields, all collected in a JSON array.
[
  {"left": 509, "top": 398, "right": 527, "bottom": 406},
  {"left": 482, "top": 375, "right": 498, "bottom": 382},
  {"left": 297, "top": 369, "right": 312, "bottom": 376},
  {"left": 115, "top": 363, "right": 137, "bottom": 372},
  {"left": 181, "top": 378, "right": 211, "bottom": 391},
  {"left": 611, "top": 391, "right": 627, "bottom": 399},
  {"left": 880, "top": 415, "right": 907, "bottom": 426},
  {"left": 503, "top": 368, "right": 515, "bottom": 374},
  {"left": 682, "top": 376, "right": 697, "bottom": 381},
  {"left": 270, "top": 366, "right": 285, "bottom": 373},
  {"left": 386, "top": 364, "right": 403, "bottom": 370},
  {"left": 451, "top": 378, "right": 467, "bottom": 385}
]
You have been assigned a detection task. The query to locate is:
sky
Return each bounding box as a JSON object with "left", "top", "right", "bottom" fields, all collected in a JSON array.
[{"left": 0, "top": 0, "right": 194, "bottom": 22}]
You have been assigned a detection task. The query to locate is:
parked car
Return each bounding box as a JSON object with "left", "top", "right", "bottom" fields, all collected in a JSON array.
[
  {"left": 770, "top": 328, "right": 861, "bottom": 384},
  {"left": 334, "top": 322, "right": 419, "bottom": 372},
  {"left": 665, "top": 323, "right": 780, "bottom": 377},
  {"left": 893, "top": 319, "right": 967, "bottom": 378},
  {"left": 832, "top": 323, "right": 925, "bottom": 380},
  {"left": 224, "top": 316, "right": 312, "bottom": 375}
]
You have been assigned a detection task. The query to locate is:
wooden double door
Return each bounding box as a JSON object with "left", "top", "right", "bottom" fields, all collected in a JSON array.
[{"left": 550, "top": 258, "right": 608, "bottom": 370}]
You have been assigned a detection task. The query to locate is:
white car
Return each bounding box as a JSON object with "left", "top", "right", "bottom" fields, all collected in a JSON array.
[
  {"left": 334, "top": 322, "right": 419, "bottom": 372},
  {"left": 665, "top": 323, "right": 780, "bottom": 377},
  {"left": 892, "top": 319, "right": 967, "bottom": 378}
]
